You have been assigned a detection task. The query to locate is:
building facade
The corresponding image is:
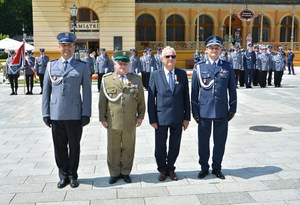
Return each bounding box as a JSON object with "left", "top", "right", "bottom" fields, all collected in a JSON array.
[{"left": 32, "top": 0, "right": 300, "bottom": 67}]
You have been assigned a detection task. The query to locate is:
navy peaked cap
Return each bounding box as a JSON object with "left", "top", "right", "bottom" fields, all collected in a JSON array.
[
  {"left": 39, "top": 48, "right": 45, "bottom": 52},
  {"left": 205, "top": 35, "right": 223, "bottom": 47},
  {"left": 57, "top": 32, "right": 77, "bottom": 43}
]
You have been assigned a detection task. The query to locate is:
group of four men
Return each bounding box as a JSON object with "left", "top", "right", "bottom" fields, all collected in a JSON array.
[{"left": 41, "top": 32, "right": 237, "bottom": 189}]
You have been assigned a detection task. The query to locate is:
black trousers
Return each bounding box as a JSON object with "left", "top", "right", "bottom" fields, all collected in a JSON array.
[
  {"left": 51, "top": 120, "right": 82, "bottom": 180},
  {"left": 25, "top": 74, "right": 34, "bottom": 92},
  {"left": 233, "top": 69, "right": 239, "bottom": 86},
  {"left": 97, "top": 73, "right": 104, "bottom": 91},
  {"left": 155, "top": 123, "right": 183, "bottom": 172},
  {"left": 8, "top": 74, "right": 19, "bottom": 93},
  {"left": 252, "top": 69, "right": 259, "bottom": 86},
  {"left": 238, "top": 70, "right": 245, "bottom": 86},
  {"left": 287, "top": 62, "right": 295, "bottom": 74},
  {"left": 274, "top": 71, "right": 284, "bottom": 87},
  {"left": 198, "top": 118, "right": 228, "bottom": 171},
  {"left": 259, "top": 71, "right": 268, "bottom": 88},
  {"left": 38, "top": 73, "right": 44, "bottom": 91},
  {"left": 145, "top": 72, "right": 151, "bottom": 90},
  {"left": 245, "top": 69, "right": 253, "bottom": 88}
]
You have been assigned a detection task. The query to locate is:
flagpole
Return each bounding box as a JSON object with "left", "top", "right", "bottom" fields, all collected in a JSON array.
[{"left": 22, "top": 25, "right": 26, "bottom": 94}]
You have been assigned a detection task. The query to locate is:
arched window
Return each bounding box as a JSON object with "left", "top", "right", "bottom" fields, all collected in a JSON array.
[
  {"left": 136, "top": 14, "right": 156, "bottom": 41},
  {"left": 252, "top": 15, "right": 270, "bottom": 43},
  {"left": 194, "top": 15, "right": 213, "bottom": 41},
  {"left": 77, "top": 8, "right": 98, "bottom": 22},
  {"left": 280, "top": 16, "right": 298, "bottom": 42},
  {"left": 166, "top": 15, "right": 185, "bottom": 41}
]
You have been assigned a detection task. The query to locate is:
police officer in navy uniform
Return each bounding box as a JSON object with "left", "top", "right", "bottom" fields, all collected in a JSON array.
[
  {"left": 24, "top": 50, "right": 35, "bottom": 94},
  {"left": 257, "top": 46, "right": 270, "bottom": 88},
  {"left": 230, "top": 45, "right": 242, "bottom": 87},
  {"left": 191, "top": 35, "right": 237, "bottom": 180},
  {"left": 154, "top": 47, "right": 163, "bottom": 70},
  {"left": 35, "top": 48, "right": 50, "bottom": 94},
  {"left": 5, "top": 50, "right": 20, "bottom": 95},
  {"left": 252, "top": 45, "right": 260, "bottom": 86},
  {"left": 144, "top": 48, "right": 157, "bottom": 90},
  {"left": 287, "top": 48, "right": 295, "bottom": 75},
  {"left": 243, "top": 43, "right": 256, "bottom": 88},
  {"left": 95, "top": 48, "right": 111, "bottom": 92},
  {"left": 267, "top": 45, "right": 276, "bottom": 86},
  {"left": 82, "top": 50, "right": 94, "bottom": 77},
  {"left": 42, "top": 32, "right": 92, "bottom": 189}
]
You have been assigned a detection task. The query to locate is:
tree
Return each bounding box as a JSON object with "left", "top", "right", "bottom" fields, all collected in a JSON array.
[{"left": 0, "top": 0, "right": 33, "bottom": 38}]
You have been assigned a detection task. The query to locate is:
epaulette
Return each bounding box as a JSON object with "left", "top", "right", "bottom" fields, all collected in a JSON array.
[
  {"left": 193, "top": 60, "right": 204, "bottom": 70},
  {"left": 76, "top": 59, "right": 86, "bottom": 64},
  {"left": 50, "top": 58, "right": 59, "bottom": 62},
  {"left": 103, "top": 72, "right": 113, "bottom": 77}
]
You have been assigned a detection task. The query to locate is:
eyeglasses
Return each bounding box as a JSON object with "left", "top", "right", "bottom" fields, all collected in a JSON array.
[{"left": 164, "top": 55, "right": 176, "bottom": 59}]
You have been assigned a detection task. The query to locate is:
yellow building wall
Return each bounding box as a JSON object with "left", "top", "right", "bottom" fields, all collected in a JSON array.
[{"left": 32, "top": 0, "right": 136, "bottom": 59}]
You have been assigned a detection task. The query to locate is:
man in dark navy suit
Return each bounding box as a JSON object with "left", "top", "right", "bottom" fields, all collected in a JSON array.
[
  {"left": 148, "top": 46, "right": 190, "bottom": 181},
  {"left": 191, "top": 35, "right": 237, "bottom": 180}
]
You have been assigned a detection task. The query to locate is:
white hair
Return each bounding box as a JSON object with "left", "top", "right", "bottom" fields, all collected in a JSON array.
[{"left": 161, "top": 46, "right": 176, "bottom": 56}]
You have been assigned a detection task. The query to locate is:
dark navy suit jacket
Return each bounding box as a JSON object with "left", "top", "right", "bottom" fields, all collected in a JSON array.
[{"left": 148, "top": 68, "right": 190, "bottom": 125}]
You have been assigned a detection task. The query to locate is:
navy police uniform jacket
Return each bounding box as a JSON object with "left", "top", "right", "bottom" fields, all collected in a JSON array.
[
  {"left": 42, "top": 57, "right": 92, "bottom": 120},
  {"left": 191, "top": 60, "right": 237, "bottom": 119},
  {"left": 148, "top": 68, "right": 190, "bottom": 125},
  {"left": 35, "top": 55, "right": 50, "bottom": 74}
]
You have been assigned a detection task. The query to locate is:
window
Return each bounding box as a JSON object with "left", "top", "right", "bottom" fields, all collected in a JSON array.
[
  {"left": 195, "top": 15, "right": 213, "bottom": 41},
  {"left": 252, "top": 15, "right": 270, "bottom": 43},
  {"left": 136, "top": 14, "right": 156, "bottom": 41},
  {"left": 166, "top": 15, "right": 185, "bottom": 41},
  {"left": 280, "top": 16, "right": 298, "bottom": 42}
]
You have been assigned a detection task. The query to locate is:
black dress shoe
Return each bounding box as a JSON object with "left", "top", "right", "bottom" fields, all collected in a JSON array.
[
  {"left": 122, "top": 175, "right": 132, "bottom": 183},
  {"left": 198, "top": 170, "right": 209, "bottom": 179},
  {"left": 10, "top": 92, "right": 15, "bottom": 95},
  {"left": 109, "top": 176, "right": 119, "bottom": 184},
  {"left": 70, "top": 179, "right": 79, "bottom": 188},
  {"left": 26, "top": 91, "right": 30, "bottom": 95},
  {"left": 57, "top": 179, "right": 69, "bottom": 189},
  {"left": 158, "top": 172, "right": 168, "bottom": 181},
  {"left": 212, "top": 169, "right": 225, "bottom": 179}
]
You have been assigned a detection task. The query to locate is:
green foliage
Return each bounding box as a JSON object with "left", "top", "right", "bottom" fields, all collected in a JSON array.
[
  {"left": 0, "top": 33, "right": 9, "bottom": 40},
  {"left": 0, "top": 0, "right": 32, "bottom": 37}
]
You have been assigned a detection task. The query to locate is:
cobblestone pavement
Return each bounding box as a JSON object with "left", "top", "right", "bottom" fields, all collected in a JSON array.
[{"left": 0, "top": 69, "right": 300, "bottom": 205}]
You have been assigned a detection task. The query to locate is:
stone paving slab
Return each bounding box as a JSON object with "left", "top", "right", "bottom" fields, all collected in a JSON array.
[{"left": 0, "top": 70, "right": 300, "bottom": 204}]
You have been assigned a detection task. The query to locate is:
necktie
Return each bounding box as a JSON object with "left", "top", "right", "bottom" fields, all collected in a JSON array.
[
  {"left": 213, "top": 61, "right": 217, "bottom": 67},
  {"left": 120, "top": 75, "right": 124, "bottom": 85},
  {"left": 63, "top": 61, "right": 68, "bottom": 71},
  {"left": 168, "top": 72, "right": 174, "bottom": 92}
]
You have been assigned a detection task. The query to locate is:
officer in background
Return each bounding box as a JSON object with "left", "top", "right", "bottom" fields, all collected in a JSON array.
[
  {"left": 256, "top": 46, "right": 270, "bottom": 88},
  {"left": 154, "top": 47, "right": 163, "bottom": 70},
  {"left": 287, "top": 48, "right": 295, "bottom": 75},
  {"left": 140, "top": 49, "right": 147, "bottom": 89},
  {"left": 82, "top": 50, "right": 94, "bottom": 77},
  {"left": 244, "top": 43, "right": 256, "bottom": 88},
  {"left": 34, "top": 48, "right": 49, "bottom": 94},
  {"left": 230, "top": 45, "right": 242, "bottom": 87},
  {"left": 42, "top": 32, "right": 92, "bottom": 189},
  {"left": 194, "top": 49, "right": 201, "bottom": 64},
  {"left": 5, "top": 50, "right": 20, "bottom": 95},
  {"left": 129, "top": 48, "right": 141, "bottom": 74},
  {"left": 24, "top": 50, "right": 35, "bottom": 94},
  {"left": 99, "top": 51, "right": 145, "bottom": 184},
  {"left": 252, "top": 45, "right": 260, "bottom": 86},
  {"left": 144, "top": 48, "right": 157, "bottom": 90},
  {"left": 239, "top": 48, "right": 246, "bottom": 87},
  {"left": 267, "top": 45, "right": 276, "bottom": 86},
  {"left": 191, "top": 35, "right": 237, "bottom": 180},
  {"left": 273, "top": 48, "right": 285, "bottom": 87},
  {"left": 95, "top": 48, "right": 111, "bottom": 92}
]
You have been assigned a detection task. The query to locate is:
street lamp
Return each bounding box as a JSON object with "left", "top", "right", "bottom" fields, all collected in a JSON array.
[{"left": 70, "top": 4, "right": 78, "bottom": 34}]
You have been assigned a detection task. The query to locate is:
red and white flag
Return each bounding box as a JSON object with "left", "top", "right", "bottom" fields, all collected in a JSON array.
[{"left": 10, "top": 40, "right": 30, "bottom": 74}]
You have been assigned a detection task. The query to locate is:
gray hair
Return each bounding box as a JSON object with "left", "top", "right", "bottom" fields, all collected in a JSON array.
[{"left": 161, "top": 46, "right": 176, "bottom": 56}]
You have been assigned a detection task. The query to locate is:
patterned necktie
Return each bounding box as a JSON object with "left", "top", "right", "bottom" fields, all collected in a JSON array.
[
  {"left": 168, "top": 72, "right": 174, "bottom": 92},
  {"left": 63, "top": 61, "right": 68, "bottom": 71}
]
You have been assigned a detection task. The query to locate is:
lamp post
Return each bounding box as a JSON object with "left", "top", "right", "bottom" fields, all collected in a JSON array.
[{"left": 70, "top": 4, "right": 78, "bottom": 35}]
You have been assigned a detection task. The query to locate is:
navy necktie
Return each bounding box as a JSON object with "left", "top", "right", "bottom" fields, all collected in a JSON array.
[
  {"left": 63, "top": 61, "right": 68, "bottom": 71},
  {"left": 213, "top": 61, "right": 217, "bottom": 67},
  {"left": 168, "top": 72, "right": 174, "bottom": 92}
]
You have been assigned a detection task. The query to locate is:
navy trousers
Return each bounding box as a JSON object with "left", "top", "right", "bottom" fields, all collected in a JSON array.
[
  {"left": 155, "top": 123, "right": 182, "bottom": 172},
  {"left": 198, "top": 118, "right": 228, "bottom": 171}
]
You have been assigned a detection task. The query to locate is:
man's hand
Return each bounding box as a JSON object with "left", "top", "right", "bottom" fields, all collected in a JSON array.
[
  {"left": 136, "top": 119, "right": 143, "bottom": 127},
  {"left": 228, "top": 112, "right": 235, "bottom": 121},
  {"left": 101, "top": 121, "right": 109, "bottom": 128},
  {"left": 193, "top": 114, "right": 200, "bottom": 123},
  {"left": 43, "top": 117, "right": 52, "bottom": 127},
  {"left": 151, "top": 123, "right": 158, "bottom": 129},
  {"left": 182, "top": 120, "right": 189, "bottom": 131},
  {"left": 81, "top": 116, "right": 90, "bottom": 127}
]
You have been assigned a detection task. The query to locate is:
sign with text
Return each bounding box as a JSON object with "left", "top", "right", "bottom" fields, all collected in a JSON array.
[
  {"left": 74, "top": 23, "right": 99, "bottom": 30},
  {"left": 237, "top": 8, "right": 257, "bottom": 21}
]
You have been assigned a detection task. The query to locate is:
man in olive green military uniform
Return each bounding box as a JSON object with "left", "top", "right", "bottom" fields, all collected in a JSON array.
[{"left": 99, "top": 51, "right": 145, "bottom": 184}]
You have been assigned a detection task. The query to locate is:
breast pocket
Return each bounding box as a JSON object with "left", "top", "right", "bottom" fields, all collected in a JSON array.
[{"left": 201, "top": 73, "right": 211, "bottom": 85}]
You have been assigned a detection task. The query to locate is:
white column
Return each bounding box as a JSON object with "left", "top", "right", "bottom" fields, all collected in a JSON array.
[
  {"left": 260, "top": 15, "right": 264, "bottom": 43},
  {"left": 291, "top": 7, "right": 295, "bottom": 49}
]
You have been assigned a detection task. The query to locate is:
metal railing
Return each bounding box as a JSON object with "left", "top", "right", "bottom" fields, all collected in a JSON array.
[{"left": 136, "top": 41, "right": 300, "bottom": 51}]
